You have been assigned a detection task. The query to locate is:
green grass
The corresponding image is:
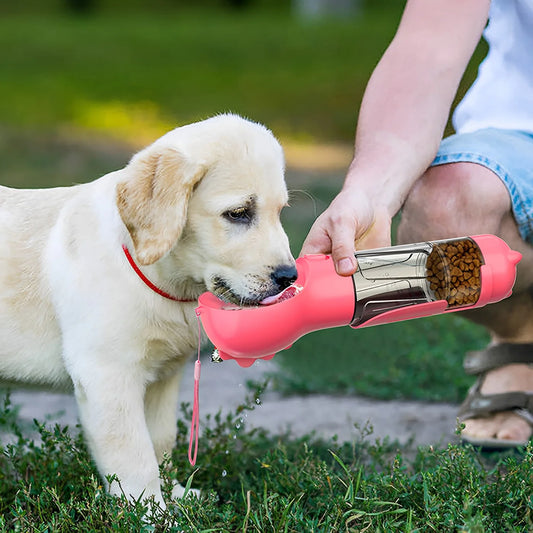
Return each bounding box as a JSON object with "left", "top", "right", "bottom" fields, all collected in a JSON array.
[
  {"left": 0, "top": 8, "right": 393, "bottom": 143},
  {"left": 1, "top": 391, "right": 532, "bottom": 531},
  {"left": 0, "top": 4, "right": 484, "bottom": 144},
  {"left": 272, "top": 315, "right": 488, "bottom": 403}
]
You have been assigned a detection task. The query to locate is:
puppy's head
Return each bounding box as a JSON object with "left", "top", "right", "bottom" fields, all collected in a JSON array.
[{"left": 117, "top": 114, "right": 296, "bottom": 305}]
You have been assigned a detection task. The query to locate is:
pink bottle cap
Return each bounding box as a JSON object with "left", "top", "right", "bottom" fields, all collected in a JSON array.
[{"left": 471, "top": 234, "right": 522, "bottom": 307}]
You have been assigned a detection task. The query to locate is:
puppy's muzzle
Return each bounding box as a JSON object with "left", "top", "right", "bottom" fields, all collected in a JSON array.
[{"left": 271, "top": 264, "right": 298, "bottom": 293}]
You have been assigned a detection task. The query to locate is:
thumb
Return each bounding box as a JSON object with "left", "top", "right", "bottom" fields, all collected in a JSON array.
[
  {"left": 300, "top": 211, "right": 358, "bottom": 276},
  {"left": 330, "top": 224, "right": 357, "bottom": 276}
]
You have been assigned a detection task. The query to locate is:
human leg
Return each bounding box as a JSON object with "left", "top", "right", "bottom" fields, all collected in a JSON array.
[{"left": 398, "top": 159, "right": 533, "bottom": 445}]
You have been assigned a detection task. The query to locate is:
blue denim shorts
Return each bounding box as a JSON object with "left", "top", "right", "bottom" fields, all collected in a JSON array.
[{"left": 431, "top": 128, "right": 533, "bottom": 245}]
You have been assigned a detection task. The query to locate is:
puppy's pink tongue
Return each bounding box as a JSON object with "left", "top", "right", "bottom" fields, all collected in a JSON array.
[{"left": 260, "top": 285, "right": 301, "bottom": 305}]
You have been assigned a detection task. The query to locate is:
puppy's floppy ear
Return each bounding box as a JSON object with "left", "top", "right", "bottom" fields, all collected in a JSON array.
[{"left": 116, "top": 147, "right": 206, "bottom": 265}]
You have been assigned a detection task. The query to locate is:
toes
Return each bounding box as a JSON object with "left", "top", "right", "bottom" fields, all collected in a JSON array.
[
  {"left": 462, "top": 417, "right": 499, "bottom": 440},
  {"left": 462, "top": 412, "right": 532, "bottom": 442},
  {"left": 171, "top": 482, "right": 200, "bottom": 500},
  {"left": 495, "top": 413, "right": 532, "bottom": 442}
]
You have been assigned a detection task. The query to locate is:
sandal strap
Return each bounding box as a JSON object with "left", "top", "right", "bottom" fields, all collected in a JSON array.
[
  {"left": 463, "top": 343, "right": 533, "bottom": 375},
  {"left": 459, "top": 388, "right": 533, "bottom": 424},
  {"left": 516, "top": 408, "right": 533, "bottom": 426}
]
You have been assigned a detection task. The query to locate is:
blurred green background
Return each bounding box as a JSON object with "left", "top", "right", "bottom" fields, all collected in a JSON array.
[
  {"left": 0, "top": 0, "right": 405, "bottom": 148},
  {"left": 0, "top": 0, "right": 490, "bottom": 402}
]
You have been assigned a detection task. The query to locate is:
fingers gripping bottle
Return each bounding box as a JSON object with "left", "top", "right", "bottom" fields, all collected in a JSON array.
[{"left": 196, "top": 235, "right": 521, "bottom": 367}]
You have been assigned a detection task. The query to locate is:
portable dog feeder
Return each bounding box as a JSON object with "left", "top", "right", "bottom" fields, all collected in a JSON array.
[{"left": 196, "top": 235, "right": 521, "bottom": 367}]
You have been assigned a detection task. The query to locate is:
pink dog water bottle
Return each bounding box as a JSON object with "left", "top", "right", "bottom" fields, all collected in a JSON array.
[{"left": 196, "top": 235, "right": 521, "bottom": 367}]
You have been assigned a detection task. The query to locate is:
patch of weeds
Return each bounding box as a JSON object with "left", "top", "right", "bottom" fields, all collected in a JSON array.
[{"left": 1, "top": 387, "right": 532, "bottom": 531}]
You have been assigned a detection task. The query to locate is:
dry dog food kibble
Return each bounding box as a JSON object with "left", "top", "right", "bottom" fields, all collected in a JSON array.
[{"left": 426, "top": 238, "right": 484, "bottom": 308}]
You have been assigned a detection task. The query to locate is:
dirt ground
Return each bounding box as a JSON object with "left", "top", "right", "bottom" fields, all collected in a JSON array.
[{"left": 7, "top": 354, "right": 460, "bottom": 451}]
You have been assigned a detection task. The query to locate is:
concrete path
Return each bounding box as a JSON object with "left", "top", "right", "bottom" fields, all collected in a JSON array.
[{"left": 5, "top": 356, "right": 460, "bottom": 449}]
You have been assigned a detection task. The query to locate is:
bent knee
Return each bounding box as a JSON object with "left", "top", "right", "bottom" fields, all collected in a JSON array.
[{"left": 398, "top": 162, "right": 511, "bottom": 242}]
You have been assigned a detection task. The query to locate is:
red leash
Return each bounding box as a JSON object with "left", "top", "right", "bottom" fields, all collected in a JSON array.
[
  {"left": 122, "top": 244, "right": 201, "bottom": 466},
  {"left": 188, "top": 314, "right": 202, "bottom": 466}
]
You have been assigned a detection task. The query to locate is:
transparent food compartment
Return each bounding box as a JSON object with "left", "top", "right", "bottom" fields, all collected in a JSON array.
[{"left": 351, "top": 237, "right": 485, "bottom": 327}]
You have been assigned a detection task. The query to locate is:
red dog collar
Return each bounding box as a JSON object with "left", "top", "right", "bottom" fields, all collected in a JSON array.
[{"left": 122, "top": 245, "right": 196, "bottom": 303}]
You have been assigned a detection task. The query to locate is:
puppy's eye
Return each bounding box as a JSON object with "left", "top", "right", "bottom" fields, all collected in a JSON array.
[{"left": 223, "top": 207, "right": 253, "bottom": 224}]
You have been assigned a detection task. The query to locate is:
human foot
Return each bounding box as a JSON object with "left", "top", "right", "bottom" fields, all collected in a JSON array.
[{"left": 460, "top": 362, "right": 533, "bottom": 446}]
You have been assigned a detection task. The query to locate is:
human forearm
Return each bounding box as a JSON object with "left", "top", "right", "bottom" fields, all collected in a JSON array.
[
  {"left": 345, "top": 0, "right": 490, "bottom": 217},
  {"left": 301, "top": 0, "right": 490, "bottom": 273}
]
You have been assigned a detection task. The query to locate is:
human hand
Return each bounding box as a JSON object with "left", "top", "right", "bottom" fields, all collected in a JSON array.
[{"left": 300, "top": 187, "right": 392, "bottom": 276}]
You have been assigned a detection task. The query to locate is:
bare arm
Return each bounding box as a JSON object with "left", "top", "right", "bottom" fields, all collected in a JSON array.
[{"left": 301, "top": 0, "right": 490, "bottom": 275}]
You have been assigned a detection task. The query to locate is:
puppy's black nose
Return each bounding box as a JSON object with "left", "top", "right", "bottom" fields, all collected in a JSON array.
[{"left": 271, "top": 264, "right": 298, "bottom": 292}]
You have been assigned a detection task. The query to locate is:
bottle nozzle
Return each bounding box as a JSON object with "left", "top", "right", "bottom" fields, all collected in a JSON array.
[{"left": 508, "top": 250, "right": 522, "bottom": 266}]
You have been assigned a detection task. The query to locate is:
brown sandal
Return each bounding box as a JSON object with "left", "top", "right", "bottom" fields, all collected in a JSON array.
[{"left": 458, "top": 343, "right": 533, "bottom": 449}]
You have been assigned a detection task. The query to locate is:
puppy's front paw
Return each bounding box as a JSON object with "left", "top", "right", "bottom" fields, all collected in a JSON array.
[{"left": 171, "top": 482, "right": 201, "bottom": 500}]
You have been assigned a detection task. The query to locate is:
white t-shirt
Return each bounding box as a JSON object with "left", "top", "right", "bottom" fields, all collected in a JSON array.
[{"left": 453, "top": 0, "right": 533, "bottom": 134}]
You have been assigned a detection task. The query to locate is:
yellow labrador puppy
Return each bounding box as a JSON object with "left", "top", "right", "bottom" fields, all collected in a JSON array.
[{"left": 0, "top": 114, "right": 296, "bottom": 506}]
